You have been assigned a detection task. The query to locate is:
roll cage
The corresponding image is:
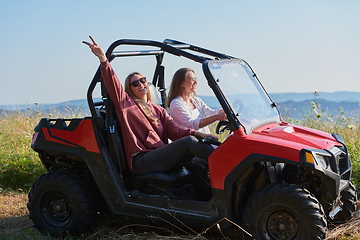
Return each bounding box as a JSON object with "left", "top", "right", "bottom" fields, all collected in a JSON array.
[{"left": 86, "top": 39, "right": 247, "bottom": 133}]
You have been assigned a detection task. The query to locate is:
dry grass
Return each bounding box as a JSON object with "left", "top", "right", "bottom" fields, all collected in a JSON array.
[
  {"left": 0, "top": 193, "right": 241, "bottom": 239},
  {"left": 326, "top": 202, "right": 360, "bottom": 240},
  {"left": 0, "top": 193, "right": 359, "bottom": 240}
]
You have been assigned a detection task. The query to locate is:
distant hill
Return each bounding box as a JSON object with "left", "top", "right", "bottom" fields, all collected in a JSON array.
[
  {"left": 269, "top": 91, "right": 360, "bottom": 103},
  {"left": 0, "top": 99, "right": 93, "bottom": 117},
  {"left": 1, "top": 92, "right": 359, "bottom": 120},
  {"left": 276, "top": 99, "right": 360, "bottom": 120},
  {"left": 267, "top": 91, "right": 360, "bottom": 120}
]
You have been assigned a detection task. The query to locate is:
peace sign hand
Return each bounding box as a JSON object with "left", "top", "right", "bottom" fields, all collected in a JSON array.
[{"left": 82, "top": 36, "right": 107, "bottom": 62}]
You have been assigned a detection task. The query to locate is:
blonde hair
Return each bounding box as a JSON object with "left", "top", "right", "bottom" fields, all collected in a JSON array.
[
  {"left": 124, "top": 72, "right": 158, "bottom": 125},
  {"left": 167, "top": 68, "right": 196, "bottom": 107}
]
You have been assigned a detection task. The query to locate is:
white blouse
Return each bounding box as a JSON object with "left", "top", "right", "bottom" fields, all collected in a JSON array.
[{"left": 169, "top": 96, "right": 221, "bottom": 134}]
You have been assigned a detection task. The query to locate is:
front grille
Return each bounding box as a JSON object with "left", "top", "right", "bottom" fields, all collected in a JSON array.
[{"left": 328, "top": 146, "right": 349, "bottom": 176}]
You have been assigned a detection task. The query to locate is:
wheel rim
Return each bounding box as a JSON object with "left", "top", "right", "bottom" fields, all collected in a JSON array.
[
  {"left": 40, "top": 190, "right": 72, "bottom": 228},
  {"left": 261, "top": 208, "right": 300, "bottom": 240}
]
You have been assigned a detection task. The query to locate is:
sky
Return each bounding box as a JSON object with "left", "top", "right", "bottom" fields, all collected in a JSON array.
[{"left": 0, "top": 0, "right": 359, "bottom": 106}]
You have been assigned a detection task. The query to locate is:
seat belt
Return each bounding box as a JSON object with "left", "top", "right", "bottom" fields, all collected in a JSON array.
[
  {"left": 158, "top": 65, "right": 167, "bottom": 109},
  {"left": 104, "top": 97, "right": 124, "bottom": 173}
]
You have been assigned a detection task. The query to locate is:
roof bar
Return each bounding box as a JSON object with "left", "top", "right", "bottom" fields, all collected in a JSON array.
[
  {"left": 111, "top": 43, "right": 191, "bottom": 58},
  {"left": 112, "top": 50, "right": 164, "bottom": 57}
]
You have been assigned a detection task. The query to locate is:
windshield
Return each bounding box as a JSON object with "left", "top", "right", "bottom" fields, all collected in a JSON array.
[{"left": 207, "top": 59, "right": 281, "bottom": 133}]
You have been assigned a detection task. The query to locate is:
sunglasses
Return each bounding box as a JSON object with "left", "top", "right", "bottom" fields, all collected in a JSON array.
[{"left": 130, "top": 77, "right": 147, "bottom": 87}]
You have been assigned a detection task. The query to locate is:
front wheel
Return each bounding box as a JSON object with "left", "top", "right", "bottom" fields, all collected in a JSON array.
[
  {"left": 27, "top": 170, "right": 98, "bottom": 237},
  {"left": 330, "top": 181, "right": 357, "bottom": 224},
  {"left": 241, "top": 183, "right": 327, "bottom": 240}
]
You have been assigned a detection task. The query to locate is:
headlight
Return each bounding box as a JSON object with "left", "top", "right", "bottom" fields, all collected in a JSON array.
[
  {"left": 314, "top": 154, "right": 329, "bottom": 169},
  {"left": 303, "top": 148, "right": 345, "bottom": 174},
  {"left": 304, "top": 151, "right": 330, "bottom": 170}
]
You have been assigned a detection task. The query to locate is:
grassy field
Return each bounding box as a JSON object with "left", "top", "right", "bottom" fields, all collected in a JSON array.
[
  {"left": 0, "top": 106, "right": 83, "bottom": 191},
  {"left": 1, "top": 103, "right": 360, "bottom": 239},
  {"left": 0, "top": 111, "right": 46, "bottom": 191}
]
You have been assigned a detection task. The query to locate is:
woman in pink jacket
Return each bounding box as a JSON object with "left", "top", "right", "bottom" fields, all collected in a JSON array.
[{"left": 83, "top": 36, "right": 217, "bottom": 176}]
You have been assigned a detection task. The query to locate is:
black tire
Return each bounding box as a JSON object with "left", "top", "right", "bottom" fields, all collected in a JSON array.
[
  {"left": 330, "top": 181, "right": 357, "bottom": 224},
  {"left": 27, "top": 170, "right": 98, "bottom": 237},
  {"left": 241, "top": 183, "right": 327, "bottom": 240}
]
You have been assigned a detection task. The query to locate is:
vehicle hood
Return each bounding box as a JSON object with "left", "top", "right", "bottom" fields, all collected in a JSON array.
[{"left": 253, "top": 123, "right": 340, "bottom": 150}]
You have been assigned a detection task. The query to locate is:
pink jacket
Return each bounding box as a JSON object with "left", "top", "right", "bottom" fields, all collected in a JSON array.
[{"left": 100, "top": 61, "right": 195, "bottom": 171}]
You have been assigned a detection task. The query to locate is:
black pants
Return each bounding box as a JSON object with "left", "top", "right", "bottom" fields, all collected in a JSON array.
[{"left": 132, "top": 136, "right": 215, "bottom": 176}]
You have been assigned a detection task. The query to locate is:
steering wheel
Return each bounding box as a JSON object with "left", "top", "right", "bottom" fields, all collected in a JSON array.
[{"left": 216, "top": 120, "right": 230, "bottom": 134}]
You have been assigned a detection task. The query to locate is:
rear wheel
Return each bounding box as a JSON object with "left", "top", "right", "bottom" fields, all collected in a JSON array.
[
  {"left": 241, "top": 183, "right": 327, "bottom": 240},
  {"left": 27, "top": 170, "right": 98, "bottom": 237},
  {"left": 331, "top": 181, "right": 357, "bottom": 224}
]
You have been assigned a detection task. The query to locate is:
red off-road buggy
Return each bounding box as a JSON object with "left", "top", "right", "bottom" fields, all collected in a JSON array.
[{"left": 28, "top": 38, "right": 357, "bottom": 239}]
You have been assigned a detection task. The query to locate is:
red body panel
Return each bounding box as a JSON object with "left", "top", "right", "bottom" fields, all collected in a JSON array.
[
  {"left": 209, "top": 123, "right": 340, "bottom": 190},
  {"left": 42, "top": 119, "right": 100, "bottom": 153}
]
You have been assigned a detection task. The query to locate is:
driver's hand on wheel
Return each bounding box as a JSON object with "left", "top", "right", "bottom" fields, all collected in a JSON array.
[{"left": 216, "top": 110, "right": 227, "bottom": 121}]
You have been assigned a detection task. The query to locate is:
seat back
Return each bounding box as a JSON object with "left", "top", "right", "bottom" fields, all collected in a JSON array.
[
  {"left": 94, "top": 103, "right": 196, "bottom": 197},
  {"left": 147, "top": 82, "right": 160, "bottom": 105},
  {"left": 100, "top": 87, "right": 191, "bottom": 191}
]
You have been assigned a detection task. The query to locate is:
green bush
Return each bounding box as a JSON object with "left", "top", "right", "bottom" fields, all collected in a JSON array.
[
  {"left": 0, "top": 105, "right": 85, "bottom": 191},
  {"left": 0, "top": 153, "right": 45, "bottom": 190},
  {"left": 0, "top": 111, "right": 46, "bottom": 191}
]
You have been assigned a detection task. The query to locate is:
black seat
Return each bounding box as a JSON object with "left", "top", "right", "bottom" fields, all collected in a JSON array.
[
  {"left": 132, "top": 167, "right": 190, "bottom": 189},
  {"left": 97, "top": 97, "right": 191, "bottom": 191}
]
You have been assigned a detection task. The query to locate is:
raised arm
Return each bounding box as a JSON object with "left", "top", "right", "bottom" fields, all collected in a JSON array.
[
  {"left": 82, "top": 36, "right": 107, "bottom": 62},
  {"left": 83, "top": 36, "right": 128, "bottom": 108}
]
